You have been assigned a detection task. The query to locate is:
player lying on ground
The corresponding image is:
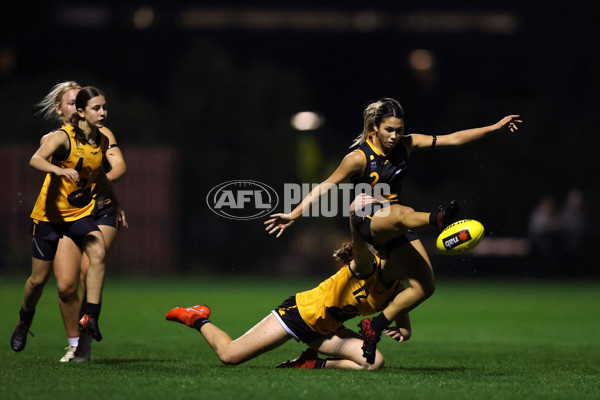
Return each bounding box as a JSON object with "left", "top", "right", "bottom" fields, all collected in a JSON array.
[{"left": 166, "top": 196, "right": 411, "bottom": 370}]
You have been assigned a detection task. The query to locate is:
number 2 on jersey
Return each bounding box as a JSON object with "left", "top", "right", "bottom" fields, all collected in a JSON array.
[{"left": 369, "top": 172, "right": 379, "bottom": 187}]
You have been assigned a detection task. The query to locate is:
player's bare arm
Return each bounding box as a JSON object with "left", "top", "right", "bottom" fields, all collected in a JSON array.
[
  {"left": 385, "top": 311, "right": 411, "bottom": 343},
  {"left": 96, "top": 168, "right": 128, "bottom": 229},
  {"left": 100, "top": 126, "right": 127, "bottom": 182},
  {"left": 265, "top": 150, "right": 365, "bottom": 237},
  {"left": 30, "top": 131, "right": 79, "bottom": 182},
  {"left": 406, "top": 115, "right": 522, "bottom": 152}
]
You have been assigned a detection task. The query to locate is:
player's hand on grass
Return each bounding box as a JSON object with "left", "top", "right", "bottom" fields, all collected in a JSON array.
[
  {"left": 265, "top": 213, "right": 294, "bottom": 238},
  {"left": 494, "top": 115, "right": 522, "bottom": 133},
  {"left": 385, "top": 327, "right": 411, "bottom": 343}
]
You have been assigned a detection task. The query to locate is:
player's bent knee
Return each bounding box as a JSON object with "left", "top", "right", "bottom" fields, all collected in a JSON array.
[
  {"left": 56, "top": 281, "right": 78, "bottom": 301},
  {"left": 395, "top": 206, "right": 415, "bottom": 223},
  {"left": 413, "top": 279, "right": 436, "bottom": 301},
  {"left": 214, "top": 348, "right": 245, "bottom": 366},
  {"left": 217, "top": 353, "right": 244, "bottom": 366},
  {"left": 423, "top": 282, "right": 436, "bottom": 299},
  {"left": 364, "top": 353, "right": 385, "bottom": 370},
  {"left": 82, "top": 236, "right": 106, "bottom": 261},
  {"left": 27, "top": 274, "right": 50, "bottom": 288},
  {"left": 85, "top": 244, "right": 106, "bottom": 265},
  {"left": 367, "top": 362, "right": 384, "bottom": 371}
]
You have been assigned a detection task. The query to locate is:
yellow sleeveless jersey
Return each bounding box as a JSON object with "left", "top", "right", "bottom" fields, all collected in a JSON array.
[
  {"left": 295, "top": 259, "right": 401, "bottom": 335},
  {"left": 30, "top": 125, "right": 108, "bottom": 222}
]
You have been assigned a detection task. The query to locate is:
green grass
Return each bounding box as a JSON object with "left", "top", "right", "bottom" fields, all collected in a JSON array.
[{"left": 1, "top": 275, "right": 599, "bottom": 400}]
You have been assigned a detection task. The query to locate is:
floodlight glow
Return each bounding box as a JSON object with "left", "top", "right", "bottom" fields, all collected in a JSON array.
[
  {"left": 134, "top": 7, "right": 154, "bottom": 30},
  {"left": 291, "top": 112, "right": 323, "bottom": 131},
  {"left": 409, "top": 49, "right": 435, "bottom": 71}
]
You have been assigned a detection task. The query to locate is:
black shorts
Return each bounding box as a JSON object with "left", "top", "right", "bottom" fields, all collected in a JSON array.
[
  {"left": 30, "top": 217, "right": 101, "bottom": 260},
  {"left": 351, "top": 202, "right": 419, "bottom": 254},
  {"left": 272, "top": 296, "right": 325, "bottom": 344},
  {"left": 94, "top": 204, "right": 119, "bottom": 228}
]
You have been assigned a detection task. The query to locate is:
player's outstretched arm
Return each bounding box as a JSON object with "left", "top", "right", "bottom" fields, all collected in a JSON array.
[
  {"left": 264, "top": 151, "right": 364, "bottom": 238},
  {"left": 407, "top": 115, "right": 523, "bottom": 151}
]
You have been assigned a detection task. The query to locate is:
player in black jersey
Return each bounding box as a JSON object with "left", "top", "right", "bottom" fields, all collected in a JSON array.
[{"left": 266, "top": 97, "right": 522, "bottom": 363}]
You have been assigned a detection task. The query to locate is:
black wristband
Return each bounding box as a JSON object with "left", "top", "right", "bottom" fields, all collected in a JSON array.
[
  {"left": 193, "top": 318, "right": 212, "bottom": 331},
  {"left": 431, "top": 135, "right": 437, "bottom": 149}
]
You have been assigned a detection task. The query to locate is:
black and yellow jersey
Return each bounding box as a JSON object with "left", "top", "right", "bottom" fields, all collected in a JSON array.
[
  {"left": 350, "top": 132, "right": 410, "bottom": 202},
  {"left": 295, "top": 258, "right": 400, "bottom": 336},
  {"left": 30, "top": 125, "right": 108, "bottom": 222}
]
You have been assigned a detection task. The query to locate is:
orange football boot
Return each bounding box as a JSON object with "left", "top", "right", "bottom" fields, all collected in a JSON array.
[{"left": 166, "top": 305, "right": 211, "bottom": 327}]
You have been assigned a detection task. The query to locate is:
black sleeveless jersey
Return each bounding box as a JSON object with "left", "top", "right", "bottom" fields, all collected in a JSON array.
[{"left": 349, "top": 132, "right": 410, "bottom": 202}]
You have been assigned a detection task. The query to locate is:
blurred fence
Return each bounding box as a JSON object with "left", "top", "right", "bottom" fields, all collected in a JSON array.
[{"left": 0, "top": 145, "right": 180, "bottom": 274}]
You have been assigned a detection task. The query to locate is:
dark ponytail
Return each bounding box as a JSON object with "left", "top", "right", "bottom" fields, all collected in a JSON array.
[
  {"left": 333, "top": 241, "right": 354, "bottom": 265},
  {"left": 69, "top": 112, "right": 85, "bottom": 143}
]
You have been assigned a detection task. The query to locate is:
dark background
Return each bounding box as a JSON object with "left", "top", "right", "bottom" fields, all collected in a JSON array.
[{"left": 1, "top": 1, "right": 598, "bottom": 278}]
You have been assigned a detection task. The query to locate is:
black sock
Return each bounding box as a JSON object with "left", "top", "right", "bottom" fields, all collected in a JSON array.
[
  {"left": 314, "top": 359, "right": 326, "bottom": 369},
  {"left": 429, "top": 207, "right": 441, "bottom": 226},
  {"left": 370, "top": 312, "right": 391, "bottom": 333},
  {"left": 84, "top": 303, "right": 101, "bottom": 318},
  {"left": 19, "top": 308, "right": 35, "bottom": 323},
  {"left": 192, "top": 318, "right": 211, "bottom": 331}
]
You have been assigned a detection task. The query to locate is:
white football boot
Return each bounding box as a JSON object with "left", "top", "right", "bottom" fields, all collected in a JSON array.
[{"left": 60, "top": 345, "right": 77, "bottom": 362}]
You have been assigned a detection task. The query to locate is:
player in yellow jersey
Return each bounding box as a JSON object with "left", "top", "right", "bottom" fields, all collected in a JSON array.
[
  {"left": 32, "top": 82, "right": 128, "bottom": 362},
  {"left": 166, "top": 195, "right": 411, "bottom": 370},
  {"left": 11, "top": 86, "right": 124, "bottom": 355}
]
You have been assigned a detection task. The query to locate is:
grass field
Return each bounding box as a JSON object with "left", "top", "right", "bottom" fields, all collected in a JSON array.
[{"left": 1, "top": 274, "right": 599, "bottom": 400}]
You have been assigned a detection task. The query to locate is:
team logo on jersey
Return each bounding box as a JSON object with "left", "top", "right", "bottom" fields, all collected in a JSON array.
[{"left": 207, "top": 180, "right": 279, "bottom": 220}]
